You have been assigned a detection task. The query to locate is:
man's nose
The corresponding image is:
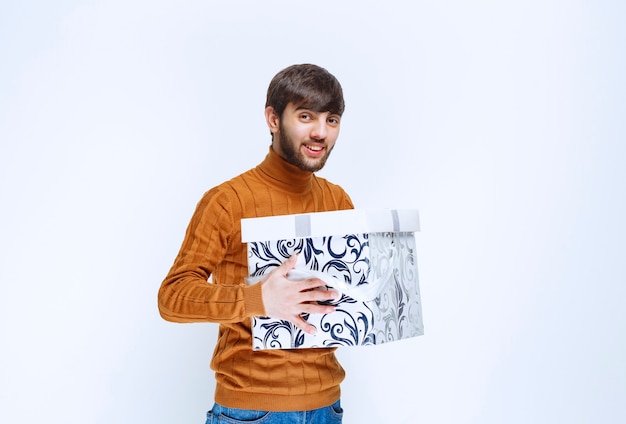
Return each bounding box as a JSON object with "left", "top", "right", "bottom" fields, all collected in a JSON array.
[{"left": 310, "top": 120, "right": 328, "bottom": 140}]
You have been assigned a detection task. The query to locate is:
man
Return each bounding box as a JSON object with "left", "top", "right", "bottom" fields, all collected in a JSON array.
[{"left": 158, "top": 64, "right": 353, "bottom": 424}]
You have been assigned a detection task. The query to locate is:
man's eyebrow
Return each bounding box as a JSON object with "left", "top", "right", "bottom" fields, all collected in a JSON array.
[{"left": 294, "top": 106, "right": 336, "bottom": 114}]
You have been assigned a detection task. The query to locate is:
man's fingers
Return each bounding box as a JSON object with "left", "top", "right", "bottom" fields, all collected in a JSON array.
[
  {"left": 277, "top": 254, "right": 298, "bottom": 272},
  {"left": 301, "top": 287, "right": 339, "bottom": 303},
  {"left": 293, "top": 315, "right": 318, "bottom": 335},
  {"left": 284, "top": 301, "right": 335, "bottom": 319},
  {"left": 298, "top": 277, "right": 332, "bottom": 291},
  {"left": 291, "top": 278, "right": 339, "bottom": 303},
  {"left": 293, "top": 303, "right": 336, "bottom": 334},
  {"left": 300, "top": 302, "right": 336, "bottom": 315}
]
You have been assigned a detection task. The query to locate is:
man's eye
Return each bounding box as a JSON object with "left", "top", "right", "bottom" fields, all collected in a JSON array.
[{"left": 300, "top": 114, "right": 311, "bottom": 120}]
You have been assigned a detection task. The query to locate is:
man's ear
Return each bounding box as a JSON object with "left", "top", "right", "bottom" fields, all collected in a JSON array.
[{"left": 265, "top": 106, "right": 279, "bottom": 135}]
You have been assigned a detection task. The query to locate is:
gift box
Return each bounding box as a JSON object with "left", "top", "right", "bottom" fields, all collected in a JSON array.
[{"left": 241, "top": 209, "right": 423, "bottom": 350}]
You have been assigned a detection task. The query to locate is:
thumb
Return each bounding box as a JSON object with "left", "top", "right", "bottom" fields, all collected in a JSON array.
[{"left": 279, "top": 254, "right": 298, "bottom": 272}]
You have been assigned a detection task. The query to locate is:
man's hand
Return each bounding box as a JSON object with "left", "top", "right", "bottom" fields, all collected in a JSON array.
[{"left": 261, "top": 254, "right": 338, "bottom": 335}]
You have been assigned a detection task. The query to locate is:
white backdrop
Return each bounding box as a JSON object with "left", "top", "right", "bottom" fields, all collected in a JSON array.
[{"left": 1, "top": 1, "right": 625, "bottom": 423}]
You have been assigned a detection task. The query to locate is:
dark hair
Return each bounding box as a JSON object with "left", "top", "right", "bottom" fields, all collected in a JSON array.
[{"left": 265, "top": 64, "right": 345, "bottom": 118}]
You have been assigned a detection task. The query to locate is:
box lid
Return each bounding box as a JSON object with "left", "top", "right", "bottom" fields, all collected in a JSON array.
[{"left": 241, "top": 208, "right": 419, "bottom": 242}]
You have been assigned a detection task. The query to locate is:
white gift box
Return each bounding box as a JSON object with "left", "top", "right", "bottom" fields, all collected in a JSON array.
[{"left": 241, "top": 209, "right": 423, "bottom": 350}]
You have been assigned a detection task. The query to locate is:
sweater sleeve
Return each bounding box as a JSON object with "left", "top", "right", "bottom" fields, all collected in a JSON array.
[{"left": 158, "top": 188, "right": 265, "bottom": 323}]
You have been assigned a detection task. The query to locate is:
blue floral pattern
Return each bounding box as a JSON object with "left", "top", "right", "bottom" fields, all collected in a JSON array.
[{"left": 247, "top": 232, "right": 423, "bottom": 350}]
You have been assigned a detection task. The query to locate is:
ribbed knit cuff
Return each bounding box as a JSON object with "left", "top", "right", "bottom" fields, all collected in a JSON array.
[
  {"left": 243, "top": 282, "right": 266, "bottom": 317},
  {"left": 215, "top": 384, "right": 341, "bottom": 412}
]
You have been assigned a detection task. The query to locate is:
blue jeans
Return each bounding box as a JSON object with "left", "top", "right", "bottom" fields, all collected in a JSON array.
[{"left": 205, "top": 400, "right": 343, "bottom": 424}]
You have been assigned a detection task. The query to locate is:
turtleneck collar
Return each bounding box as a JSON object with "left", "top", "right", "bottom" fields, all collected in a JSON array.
[{"left": 256, "top": 147, "right": 314, "bottom": 193}]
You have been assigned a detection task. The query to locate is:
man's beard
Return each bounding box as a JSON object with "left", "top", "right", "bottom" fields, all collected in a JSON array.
[{"left": 277, "top": 122, "right": 333, "bottom": 172}]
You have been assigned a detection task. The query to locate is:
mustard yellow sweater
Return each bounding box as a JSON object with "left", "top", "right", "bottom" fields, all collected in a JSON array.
[{"left": 158, "top": 147, "right": 354, "bottom": 411}]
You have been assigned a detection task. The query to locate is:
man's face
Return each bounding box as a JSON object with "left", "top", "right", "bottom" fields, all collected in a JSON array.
[{"left": 270, "top": 103, "right": 341, "bottom": 173}]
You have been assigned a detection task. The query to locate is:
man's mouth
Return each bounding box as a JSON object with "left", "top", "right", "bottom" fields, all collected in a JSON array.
[{"left": 304, "top": 143, "right": 325, "bottom": 153}]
